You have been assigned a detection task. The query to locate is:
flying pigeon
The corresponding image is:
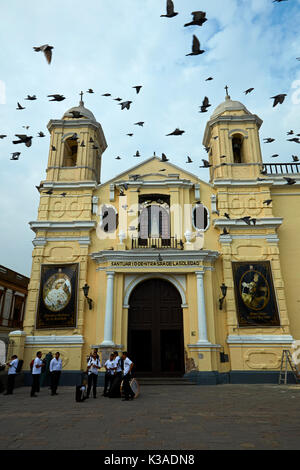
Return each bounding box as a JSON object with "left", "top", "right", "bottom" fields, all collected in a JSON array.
[
  {"left": 166, "top": 128, "right": 185, "bottom": 136},
  {"left": 186, "top": 35, "right": 205, "bottom": 56},
  {"left": 133, "top": 86, "right": 142, "bottom": 94},
  {"left": 69, "top": 110, "right": 84, "bottom": 118},
  {"left": 161, "top": 0, "right": 178, "bottom": 18},
  {"left": 16, "top": 102, "right": 25, "bottom": 110},
  {"left": 200, "top": 159, "right": 212, "bottom": 168},
  {"left": 10, "top": 152, "right": 21, "bottom": 160},
  {"left": 48, "top": 94, "right": 66, "bottom": 102},
  {"left": 33, "top": 44, "right": 54, "bottom": 64},
  {"left": 271, "top": 94, "right": 287, "bottom": 107},
  {"left": 12, "top": 134, "right": 33, "bottom": 147},
  {"left": 119, "top": 101, "right": 132, "bottom": 110},
  {"left": 184, "top": 11, "right": 207, "bottom": 27},
  {"left": 25, "top": 95, "right": 37, "bottom": 101},
  {"left": 284, "top": 177, "right": 296, "bottom": 185}
]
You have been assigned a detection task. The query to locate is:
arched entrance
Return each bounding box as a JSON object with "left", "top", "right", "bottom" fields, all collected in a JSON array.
[{"left": 127, "top": 278, "right": 185, "bottom": 377}]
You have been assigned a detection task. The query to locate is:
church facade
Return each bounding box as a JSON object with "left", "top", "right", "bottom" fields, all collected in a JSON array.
[{"left": 9, "top": 94, "right": 300, "bottom": 384}]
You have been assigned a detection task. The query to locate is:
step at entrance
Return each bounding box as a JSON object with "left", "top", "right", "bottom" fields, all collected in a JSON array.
[{"left": 138, "top": 377, "right": 196, "bottom": 386}]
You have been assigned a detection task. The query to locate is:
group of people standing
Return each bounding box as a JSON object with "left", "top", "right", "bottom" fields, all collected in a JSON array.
[
  {"left": 3, "top": 350, "right": 135, "bottom": 401},
  {"left": 87, "top": 350, "right": 135, "bottom": 401},
  {"left": 30, "top": 351, "right": 62, "bottom": 397}
]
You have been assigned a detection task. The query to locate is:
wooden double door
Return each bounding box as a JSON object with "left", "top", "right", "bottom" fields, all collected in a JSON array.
[{"left": 128, "top": 279, "right": 185, "bottom": 377}]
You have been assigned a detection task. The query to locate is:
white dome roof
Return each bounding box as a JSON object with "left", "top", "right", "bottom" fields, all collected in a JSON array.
[{"left": 211, "top": 95, "right": 251, "bottom": 119}]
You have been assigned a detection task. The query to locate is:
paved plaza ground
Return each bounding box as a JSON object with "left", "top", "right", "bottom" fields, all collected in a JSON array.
[{"left": 1, "top": 383, "right": 300, "bottom": 450}]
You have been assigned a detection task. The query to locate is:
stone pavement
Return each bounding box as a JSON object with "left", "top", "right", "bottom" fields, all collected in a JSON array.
[{"left": 1, "top": 383, "right": 300, "bottom": 450}]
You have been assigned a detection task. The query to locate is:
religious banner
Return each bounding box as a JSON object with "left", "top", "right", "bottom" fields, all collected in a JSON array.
[
  {"left": 232, "top": 261, "right": 280, "bottom": 327},
  {"left": 36, "top": 264, "right": 79, "bottom": 329}
]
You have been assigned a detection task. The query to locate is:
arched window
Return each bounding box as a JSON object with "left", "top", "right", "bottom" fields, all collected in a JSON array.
[
  {"left": 63, "top": 136, "right": 78, "bottom": 167},
  {"left": 232, "top": 135, "right": 244, "bottom": 164},
  {"left": 192, "top": 204, "right": 209, "bottom": 231},
  {"left": 100, "top": 205, "right": 118, "bottom": 233},
  {"left": 139, "top": 205, "right": 170, "bottom": 240}
]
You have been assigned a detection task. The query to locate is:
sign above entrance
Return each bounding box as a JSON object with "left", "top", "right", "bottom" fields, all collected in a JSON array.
[{"left": 110, "top": 260, "right": 203, "bottom": 268}]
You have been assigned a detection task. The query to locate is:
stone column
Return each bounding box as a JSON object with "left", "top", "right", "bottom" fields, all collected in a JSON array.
[
  {"left": 101, "top": 272, "right": 115, "bottom": 346},
  {"left": 195, "top": 271, "right": 210, "bottom": 344}
]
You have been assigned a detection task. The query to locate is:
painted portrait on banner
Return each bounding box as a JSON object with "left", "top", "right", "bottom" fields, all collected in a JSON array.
[
  {"left": 232, "top": 261, "right": 280, "bottom": 327},
  {"left": 36, "top": 264, "right": 79, "bottom": 329}
]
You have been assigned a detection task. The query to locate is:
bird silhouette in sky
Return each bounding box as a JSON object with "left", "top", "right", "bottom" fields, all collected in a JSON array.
[{"left": 33, "top": 44, "right": 53, "bottom": 64}]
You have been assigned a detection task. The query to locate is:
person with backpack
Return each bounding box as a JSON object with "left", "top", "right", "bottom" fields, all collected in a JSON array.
[
  {"left": 4, "top": 355, "right": 19, "bottom": 395},
  {"left": 30, "top": 351, "right": 44, "bottom": 397}
]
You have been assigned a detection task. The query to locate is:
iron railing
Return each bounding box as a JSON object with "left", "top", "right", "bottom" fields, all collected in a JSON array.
[
  {"left": 131, "top": 237, "right": 182, "bottom": 249},
  {"left": 262, "top": 163, "right": 300, "bottom": 175}
]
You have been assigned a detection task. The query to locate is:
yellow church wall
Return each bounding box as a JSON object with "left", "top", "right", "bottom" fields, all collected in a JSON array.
[
  {"left": 16, "top": 97, "right": 300, "bottom": 384},
  {"left": 272, "top": 189, "right": 300, "bottom": 342}
]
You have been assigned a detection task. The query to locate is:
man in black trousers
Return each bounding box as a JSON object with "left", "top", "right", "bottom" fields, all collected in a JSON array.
[
  {"left": 4, "top": 355, "right": 19, "bottom": 395},
  {"left": 121, "top": 351, "right": 135, "bottom": 401},
  {"left": 49, "top": 352, "right": 62, "bottom": 396},
  {"left": 87, "top": 351, "right": 100, "bottom": 399},
  {"left": 31, "top": 351, "right": 44, "bottom": 397}
]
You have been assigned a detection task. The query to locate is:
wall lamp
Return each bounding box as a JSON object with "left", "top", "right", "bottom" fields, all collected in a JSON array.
[
  {"left": 82, "top": 283, "right": 93, "bottom": 310},
  {"left": 219, "top": 283, "right": 228, "bottom": 310}
]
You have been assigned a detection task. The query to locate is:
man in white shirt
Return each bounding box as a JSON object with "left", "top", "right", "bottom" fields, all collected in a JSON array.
[
  {"left": 4, "top": 355, "right": 19, "bottom": 395},
  {"left": 30, "top": 351, "right": 44, "bottom": 397},
  {"left": 121, "top": 351, "right": 135, "bottom": 401},
  {"left": 108, "top": 351, "right": 123, "bottom": 398},
  {"left": 103, "top": 353, "right": 116, "bottom": 396},
  {"left": 87, "top": 351, "right": 100, "bottom": 399},
  {"left": 49, "top": 352, "right": 62, "bottom": 396}
]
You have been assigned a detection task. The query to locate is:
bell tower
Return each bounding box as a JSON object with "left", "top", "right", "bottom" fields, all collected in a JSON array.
[
  {"left": 203, "top": 89, "right": 263, "bottom": 183},
  {"left": 45, "top": 94, "right": 107, "bottom": 184}
]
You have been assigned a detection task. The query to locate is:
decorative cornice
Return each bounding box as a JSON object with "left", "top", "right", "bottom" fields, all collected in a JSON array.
[
  {"left": 29, "top": 221, "right": 97, "bottom": 233},
  {"left": 114, "top": 180, "right": 194, "bottom": 189},
  {"left": 25, "top": 335, "right": 85, "bottom": 345},
  {"left": 213, "top": 178, "right": 271, "bottom": 187},
  {"left": 32, "top": 236, "right": 91, "bottom": 247},
  {"left": 227, "top": 335, "right": 294, "bottom": 345},
  {"left": 187, "top": 343, "right": 222, "bottom": 350},
  {"left": 219, "top": 234, "right": 280, "bottom": 244},
  {"left": 91, "top": 249, "right": 220, "bottom": 265},
  {"left": 47, "top": 119, "right": 102, "bottom": 132},
  {"left": 8, "top": 330, "right": 27, "bottom": 337},
  {"left": 213, "top": 178, "right": 300, "bottom": 188},
  {"left": 214, "top": 217, "right": 283, "bottom": 230},
  {"left": 41, "top": 181, "right": 97, "bottom": 190}
]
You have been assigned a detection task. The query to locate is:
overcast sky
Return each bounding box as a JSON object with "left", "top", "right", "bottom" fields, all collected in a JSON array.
[{"left": 0, "top": 0, "right": 300, "bottom": 277}]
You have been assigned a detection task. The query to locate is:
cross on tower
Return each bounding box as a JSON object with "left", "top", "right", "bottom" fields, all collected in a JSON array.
[
  {"left": 79, "top": 91, "right": 84, "bottom": 105},
  {"left": 225, "top": 85, "right": 229, "bottom": 97}
]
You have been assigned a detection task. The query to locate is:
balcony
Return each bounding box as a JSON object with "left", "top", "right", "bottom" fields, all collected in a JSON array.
[
  {"left": 262, "top": 163, "right": 300, "bottom": 175},
  {"left": 131, "top": 237, "right": 182, "bottom": 250}
]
